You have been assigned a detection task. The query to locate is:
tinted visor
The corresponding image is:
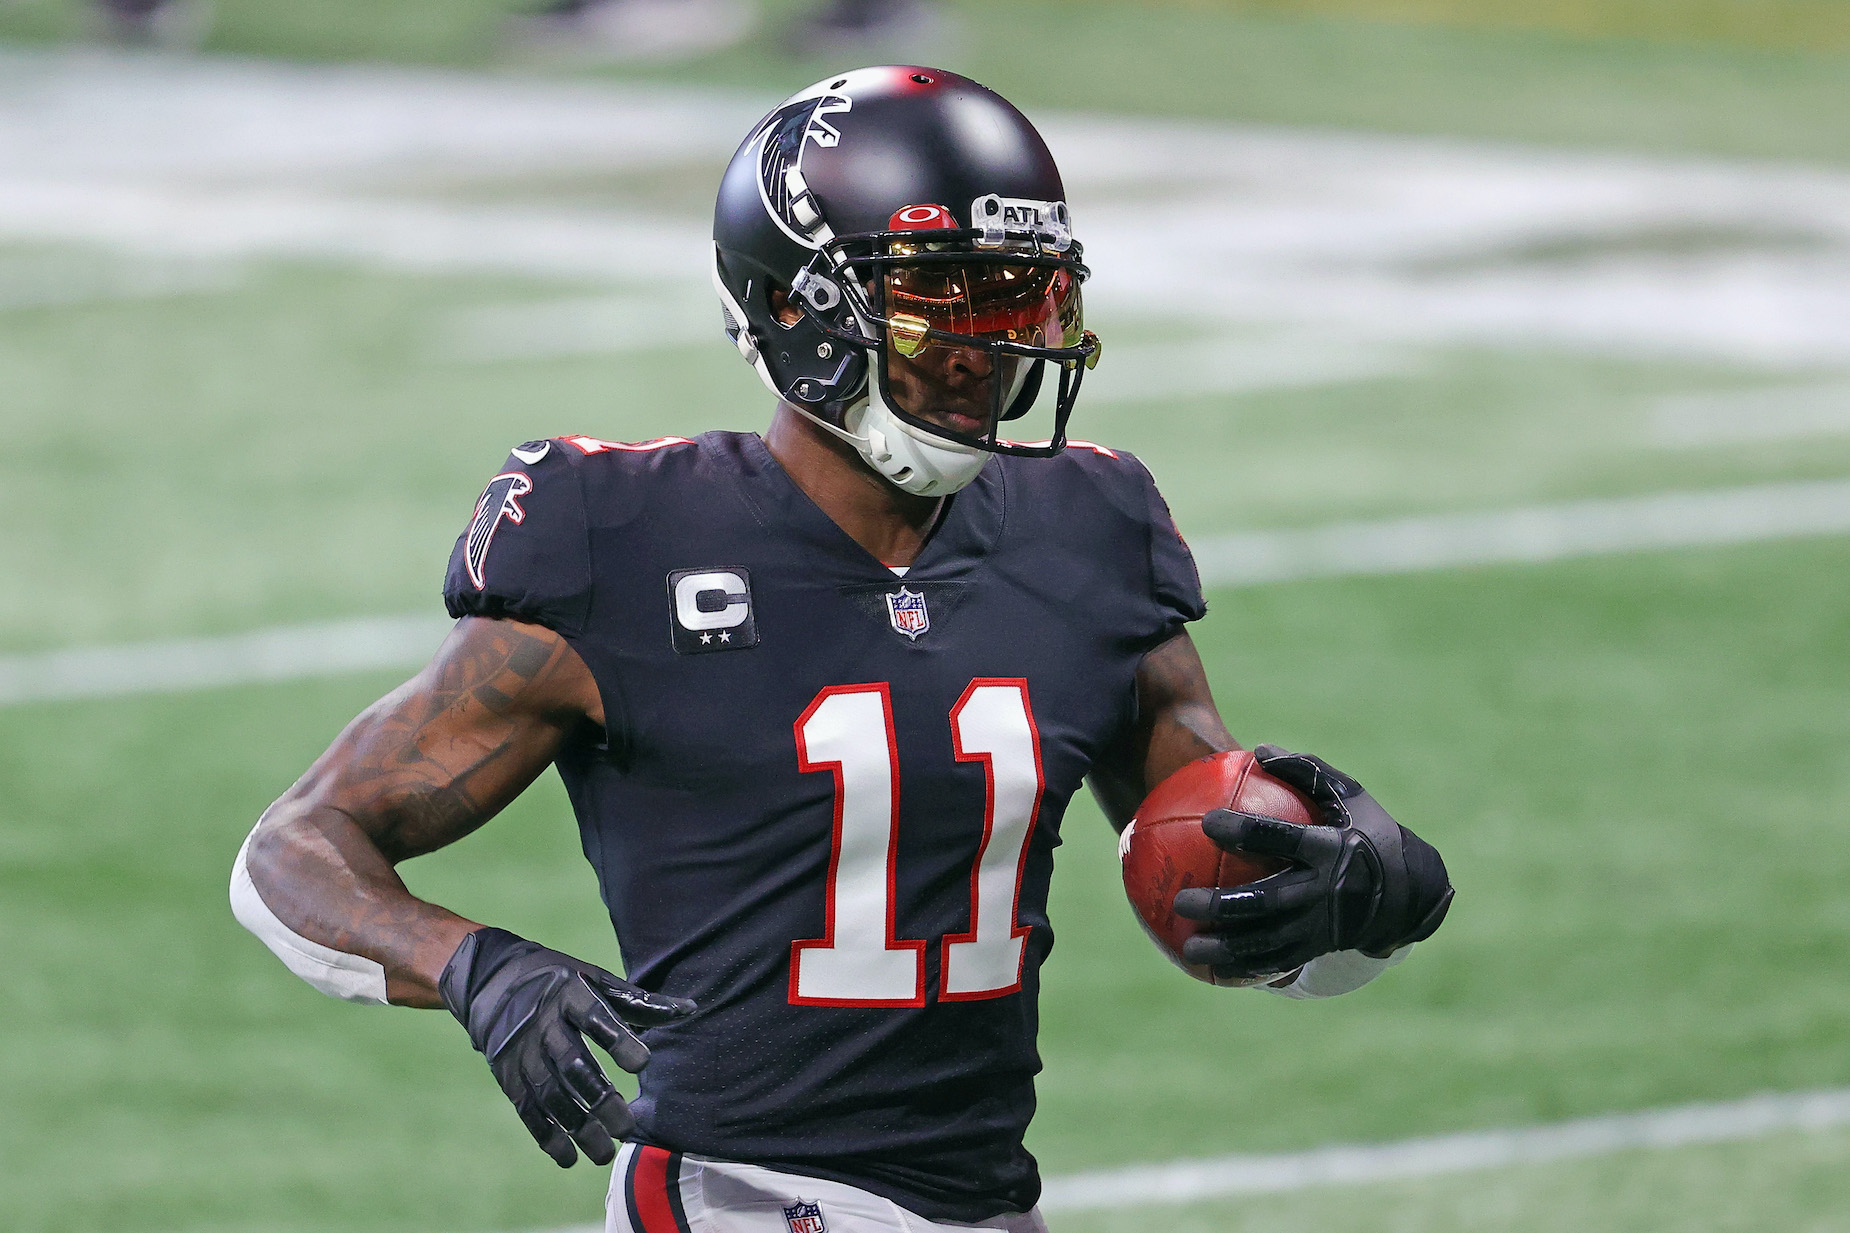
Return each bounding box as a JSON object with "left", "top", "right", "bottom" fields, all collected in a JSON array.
[{"left": 883, "top": 259, "right": 1083, "bottom": 357}]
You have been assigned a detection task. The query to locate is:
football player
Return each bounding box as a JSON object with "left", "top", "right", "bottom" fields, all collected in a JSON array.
[{"left": 231, "top": 67, "right": 1453, "bottom": 1232}]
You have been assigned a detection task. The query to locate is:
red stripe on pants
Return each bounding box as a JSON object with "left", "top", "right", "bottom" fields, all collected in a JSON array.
[{"left": 631, "top": 1146, "right": 682, "bottom": 1233}]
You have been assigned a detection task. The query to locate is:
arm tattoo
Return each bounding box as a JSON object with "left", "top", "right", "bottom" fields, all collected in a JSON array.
[
  {"left": 246, "top": 618, "right": 596, "bottom": 1005},
  {"left": 335, "top": 619, "right": 580, "bottom": 860}
]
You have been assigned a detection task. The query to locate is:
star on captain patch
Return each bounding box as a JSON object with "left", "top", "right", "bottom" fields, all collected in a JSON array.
[{"left": 885, "top": 586, "right": 929, "bottom": 639}]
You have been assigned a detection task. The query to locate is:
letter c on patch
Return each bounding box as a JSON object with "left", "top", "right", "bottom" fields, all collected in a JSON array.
[{"left": 673, "top": 570, "right": 751, "bottom": 631}]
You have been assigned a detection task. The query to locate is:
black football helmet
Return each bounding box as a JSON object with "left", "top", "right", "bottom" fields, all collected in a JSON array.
[{"left": 712, "top": 66, "right": 1101, "bottom": 496}]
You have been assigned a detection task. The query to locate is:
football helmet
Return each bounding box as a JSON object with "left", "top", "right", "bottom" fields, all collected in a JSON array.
[{"left": 712, "top": 66, "right": 1101, "bottom": 496}]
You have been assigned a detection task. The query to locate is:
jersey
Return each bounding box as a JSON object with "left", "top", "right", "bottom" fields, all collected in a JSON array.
[{"left": 442, "top": 430, "right": 1205, "bottom": 1223}]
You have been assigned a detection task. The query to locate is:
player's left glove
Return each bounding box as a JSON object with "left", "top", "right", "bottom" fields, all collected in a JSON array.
[
  {"left": 439, "top": 926, "right": 696, "bottom": 1168},
  {"left": 1173, "top": 745, "right": 1454, "bottom": 982}
]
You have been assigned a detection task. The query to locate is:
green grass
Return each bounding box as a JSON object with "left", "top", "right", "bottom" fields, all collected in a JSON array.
[
  {"left": 5, "top": 0, "right": 1850, "bottom": 161},
  {"left": 8, "top": 250, "right": 1848, "bottom": 654},
  {"left": 1192, "top": 0, "right": 1850, "bottom": 54},
  {"left": 1053, "top": 1127, "right": 1850, "bottom": 1233},
  {"left": 6, "top": 538, "right": 1850, "bottom": 1231},
  {"left": 4, "top": 9, "right": 1850, "bottom": 1230},
  {"left": 1038, "top": 538, "right": 1850, "bottom": 1169},
  {"left": 0, "top": 256, "right": 765, "bottom": 651}
]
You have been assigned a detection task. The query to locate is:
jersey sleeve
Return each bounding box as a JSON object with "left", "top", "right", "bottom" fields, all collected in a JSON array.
[
  {"left": 1130, "top": 455, "right": 1207, "bottom": 637},
  {"left": 442, "top": 441, "right": 594, "bottom": 637}
]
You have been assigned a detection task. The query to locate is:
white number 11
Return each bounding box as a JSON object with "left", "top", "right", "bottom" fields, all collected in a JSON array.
[{"left": 790, "top": 679, "right": 1045, "bottom": 1007}]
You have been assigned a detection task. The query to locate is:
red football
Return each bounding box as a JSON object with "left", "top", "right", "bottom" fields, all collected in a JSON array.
[{"left": 1119, "top": 749, "right": 1325, "bottom": 987}]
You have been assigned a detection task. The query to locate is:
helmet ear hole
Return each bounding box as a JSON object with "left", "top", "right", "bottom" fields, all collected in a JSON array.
[{"left": 769, "top": 285, "right": 803, "bottom": 328}]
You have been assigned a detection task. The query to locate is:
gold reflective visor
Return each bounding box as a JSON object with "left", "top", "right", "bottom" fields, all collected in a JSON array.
[{"left": 883, "top": 261, "right": 1084, "bottom": 355}]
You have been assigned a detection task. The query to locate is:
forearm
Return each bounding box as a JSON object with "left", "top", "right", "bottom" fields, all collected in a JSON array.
[
  {"left": 230, "top": 618, "right": 595, "bottom": 1008},
  {"left": 238, "top": 802, "right": 479, "bottom": 1007}
]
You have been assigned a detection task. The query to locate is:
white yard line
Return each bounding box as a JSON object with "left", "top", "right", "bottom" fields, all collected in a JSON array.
[
  {"left": 435, "top": 292, "right": 723, "bottom": 360},
  {"left": 0, "top": 615, "right": 454, "bottom": 707},
  {"left": 508, "top": 1087, "right": 1850, "bottom": 1231},
  {"left": 6, "top": 479, "right": 1850, "bottom": 708},
  {"left": 434, "top": 300, "right": 1422, "bottom": 400},
  {"left": 1081, "top": 334, "right": 1420, "bottom": 403},
  {"left": 7, "top": 51, "right": 1850, "bottom": 367},
  {"left": 1650, "top": 380, "right": 1850, "bottom": 447},
  {"left": 1190, "top": 476, "right": 1850, "bottom": 586},
  {"left": 1036, "top": 1086, "right": 1850, "bottom": 1211},
  {"left": 0, "top": 180, "right": 712, "bottom": 284}
]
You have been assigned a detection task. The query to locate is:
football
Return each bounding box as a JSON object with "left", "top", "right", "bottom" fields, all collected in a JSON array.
[{"left": 1118, "top": 749, "right": 1325, "bottom": 987}]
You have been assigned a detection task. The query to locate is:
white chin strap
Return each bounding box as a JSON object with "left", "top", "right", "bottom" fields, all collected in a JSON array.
[{"left": 795, "top": 381, "right": 989, "bottom": 497}]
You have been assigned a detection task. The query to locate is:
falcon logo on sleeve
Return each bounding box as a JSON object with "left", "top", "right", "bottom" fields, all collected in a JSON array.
[{"left": 464, "top": 471, "right": 533, "bottom": 590}]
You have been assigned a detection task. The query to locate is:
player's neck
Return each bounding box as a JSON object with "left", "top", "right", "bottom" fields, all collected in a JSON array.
[{"left": 764, "top": 403, "right": 945, "bottom": 569}]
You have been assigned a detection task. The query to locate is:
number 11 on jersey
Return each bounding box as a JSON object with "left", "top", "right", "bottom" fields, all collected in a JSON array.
[{"left": 790, "top": 680, "right": 1045, "bottom": 1007}]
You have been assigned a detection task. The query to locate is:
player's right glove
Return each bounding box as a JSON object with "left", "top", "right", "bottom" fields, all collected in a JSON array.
[{"left": 439, "top": 926, "right": 696, "bottom": 1168}]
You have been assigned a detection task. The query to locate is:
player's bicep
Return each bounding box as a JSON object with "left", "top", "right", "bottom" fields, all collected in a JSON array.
[
  {"left": 1089, "top": 631, "right": 1240, "bottom": 830},
  {"left": 283, "top": 616, "right": 600, "bottom": 860}
]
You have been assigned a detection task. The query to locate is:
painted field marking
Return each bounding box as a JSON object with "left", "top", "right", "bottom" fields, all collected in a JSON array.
[
  {"left": 7, "top": 478, "right": 1850, "bottom": 708},
  {"left": 503, "top": 1087, "right": 1850, "bottom": 1231},
  {"left": 8, "top": 52, "right": 1850, "bottom": 367},
  {"left": 1190, "top": 476, "right": 1850, "bottom": 587},
  {"left": 0, "top": 615, "right": 454, "bottom": 707},
  {"left": 0, "top": 252, "right": 240, "bottom": 309},
  {"left": 1650, "top": 381, "right": 1850, "bottom": 447},
  {"left": 1081, "top": 333, "right": 1421, "bottom": 404},
  {"left": 1036, "top": 1087, "right": 1850, "bottom": 1211},
  {"left": 435, "top": 292, "right": 720, "bottom": 360},
  {"left": 434, "top": 304, "right": 1421, "bottom": 403}
]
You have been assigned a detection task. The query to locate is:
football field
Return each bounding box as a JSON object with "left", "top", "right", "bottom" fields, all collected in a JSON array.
[{"left": 4, "top": 6, "right": 1850, "bottom": 1230}]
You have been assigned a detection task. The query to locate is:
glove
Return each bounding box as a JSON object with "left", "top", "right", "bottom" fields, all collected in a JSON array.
[
  {"left": 438, "top": 926, "right": 696, "bottom": 1168},
  {"left": 1172, "top": 745, "right": 1454, "bottom": 982}
]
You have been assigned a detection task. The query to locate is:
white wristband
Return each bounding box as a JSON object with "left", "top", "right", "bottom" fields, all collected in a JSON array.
[
  {"left": 1258, "top": 945, "right": 1412, "bottom": 1000},
  {"left": 230, "top": 824, "right": 389, "bottom": 1006}
]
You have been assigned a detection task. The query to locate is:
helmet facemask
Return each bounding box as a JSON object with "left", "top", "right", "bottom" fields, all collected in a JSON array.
[{"left": 792, "top": 215, "right": 1101, "bottom": 462}]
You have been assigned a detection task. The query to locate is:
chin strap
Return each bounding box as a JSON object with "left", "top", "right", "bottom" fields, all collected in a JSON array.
[
  {"left": 790, "top": 384, "right": 989, "bottom": 497},
  {"left": 725, "top": 239, "right": 991, "bottom": 498}
]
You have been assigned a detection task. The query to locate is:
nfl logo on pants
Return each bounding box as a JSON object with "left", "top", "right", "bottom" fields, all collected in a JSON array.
[{"left": 783, "top": 1199, "right": 827, "bottom": 1233}]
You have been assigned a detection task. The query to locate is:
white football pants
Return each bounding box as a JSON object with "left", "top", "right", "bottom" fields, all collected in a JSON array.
[{"left": 607, "top": 1143, "right": 1049, "bottom": 1233}]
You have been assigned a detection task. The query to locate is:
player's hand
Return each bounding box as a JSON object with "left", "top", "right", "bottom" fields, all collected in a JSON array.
[
  {"left": 1172, "top": 745, "right": 1454, "bottom": 981},
  {"left": 438, "top": 926, "right": 696, "bottom": 1168}
]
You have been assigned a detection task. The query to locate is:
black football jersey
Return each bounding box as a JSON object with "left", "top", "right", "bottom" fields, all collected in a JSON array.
[{"left": 442, "top": 430, "right": 1205, "bottom": 1221}]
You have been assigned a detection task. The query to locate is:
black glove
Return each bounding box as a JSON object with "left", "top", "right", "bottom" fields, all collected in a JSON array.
[
  {"left": 439, "top": 926, "right": 696, "bottom": 1168},
  {"left": 1172, "top": 745, "right": 1454, "bottom": 982}
]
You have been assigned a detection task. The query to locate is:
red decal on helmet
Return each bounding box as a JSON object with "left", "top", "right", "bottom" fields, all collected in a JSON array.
[{"left": 889, "top": 204, "right": 957, "bottom": 232}]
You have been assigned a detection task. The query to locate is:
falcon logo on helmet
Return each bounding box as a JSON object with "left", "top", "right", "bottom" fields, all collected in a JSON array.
[
  {"left": 805, "top": 94, "right": 851, "bottom": 149},
  {"left": 711, "top": 66, "right": 1102, "bottom": 498}
]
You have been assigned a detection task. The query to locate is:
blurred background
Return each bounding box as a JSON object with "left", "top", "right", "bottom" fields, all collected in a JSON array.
[{"left": 4, "top": 2, "right": 1850, "bottom": 1231}]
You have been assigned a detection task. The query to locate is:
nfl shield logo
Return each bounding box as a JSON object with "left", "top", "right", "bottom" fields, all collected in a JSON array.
[
  {"left": 782, "top": 1199, "right": 827, "bottom": 1233},
  {"left": 885, "top": 587, "right": 930, "bottom": 640}
]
